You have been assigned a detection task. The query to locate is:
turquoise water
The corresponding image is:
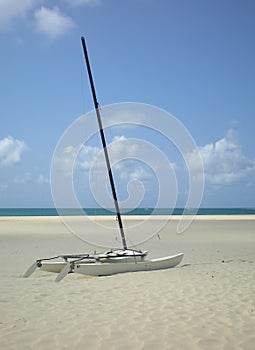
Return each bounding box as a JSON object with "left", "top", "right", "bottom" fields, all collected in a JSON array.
[{"left": 0, "top": 208, "right": 255, "bottom": 216}]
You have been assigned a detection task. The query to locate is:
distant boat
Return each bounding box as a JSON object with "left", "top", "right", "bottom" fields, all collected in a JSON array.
[{"left": 24, "top": 37, "right": 183, "bottom": 282}]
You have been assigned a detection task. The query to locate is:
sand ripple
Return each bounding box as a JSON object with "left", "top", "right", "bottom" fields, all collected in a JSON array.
[{"left": 1, "top": 217, "right": 255, "bottom": 349}]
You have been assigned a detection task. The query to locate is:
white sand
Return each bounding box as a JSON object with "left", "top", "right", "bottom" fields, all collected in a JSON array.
[{"left": 1, "top": 215, "right": 255, "bottom": 350}]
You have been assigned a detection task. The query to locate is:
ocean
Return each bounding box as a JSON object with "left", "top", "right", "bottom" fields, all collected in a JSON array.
[{"left": 0, "top": 208, "right": 255, "bottom": 216}]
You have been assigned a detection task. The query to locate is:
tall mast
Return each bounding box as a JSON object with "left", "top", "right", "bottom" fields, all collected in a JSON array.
[{"left": 81, "top": 37, "right": 127, "bottom": 250}]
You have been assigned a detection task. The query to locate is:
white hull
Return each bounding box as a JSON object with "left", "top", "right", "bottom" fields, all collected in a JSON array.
[
  {"left": 39, "top": 252, "right": 183, "bottom": 277},
  {"left": 74, "top": 253, "right": 184, "bottom": 276},
  {"left": 41, "top": 261, "right": 68, "bottom": 273}
]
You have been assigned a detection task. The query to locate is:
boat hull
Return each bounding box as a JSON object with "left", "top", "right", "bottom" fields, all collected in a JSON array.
[
  {"left": 40, "top": 253, "right": 184, "bottom": 276},
  {"left": 74, "top": 253, "right": 184, "bottom": 276},
  {"left": 41, "top": 261, "right": 67, "bottom": 273}
]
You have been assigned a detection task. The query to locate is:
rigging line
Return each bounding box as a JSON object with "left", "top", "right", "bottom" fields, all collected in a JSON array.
[{"left": 125, "top": 236, "right": 145, "bottom": 255}]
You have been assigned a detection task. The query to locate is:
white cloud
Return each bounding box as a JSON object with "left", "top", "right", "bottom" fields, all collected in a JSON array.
[
  {"left": 56, "top": 144, "right": 81, "bottom": 177},
  {"left": 108, "top": 136, "right": 151, "bottom": 180},
  {"left": 109, "top": 136, "right": 140, "bottom": 161},
  {"left": 34, "top": 6, "right": 75, "bottom": 39},
  {"left": 14, "top": 172, "right": 49, "bottom": 185},
  {"left": 187, "top": 129, "right": 255, "bottom": 185},
  {"left": 57, "top": 144, "right": 101, "bottom": 176},
  {"left": 0, "top": 1, "right": 76, "bottom": 39},
  {"left": 36, "top": 174, "right": 49, "bottom": 184},
  {"left": 0, "top": 136, "right": 27, "bottom": 167},
  {"left": 77, "top": 145, "right": 101, "bottom": 170},
  {"left": 120, "top": 164, "right": 151, "bottom": 181},
  {"left": 0, "top": 0, "right": 37, "bottom": 30},
  {"left": 76, "top": 136, "right": 176, "bottom": 185},
  {"left": 112, "top": 135, "right": 126, "bottom": 142},
  {"left": 77, "top": 136, "right": 155, "bottom": 183},
  {"left": 14, "top": 172, "right": 33, "bottom": 184},
  {"left": 63, "top": 0, "right": 100, "bottom": 6}
]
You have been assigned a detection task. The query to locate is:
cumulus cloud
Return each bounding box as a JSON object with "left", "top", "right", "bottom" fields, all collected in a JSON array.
[
  {"left": 119, "top": 164, "right": 151, "bottom": 181},
  {"left": 63, "top": 0, "right": 100, "bottom": 6},
  {"left": 36, "top": 174, "right": 49, "bottom": 184},
  {"left": 0, "top": 136, "right": 27, "bottom": 167},
  {"left": 14, "top": 172, "right": 33, "bottom": 184},
  {"left": 187, "top": 129, "right": 255, "bottom": 185},
  {"left": 14, "top": 172, "right": 49, "bottom": 185},
  {"left": 109, "top": 136, "right": 140, "bottom": 162},
  {"left": 34, "top": 6, "right": 75, "bottom": 39},
  {"left": 76, "top": 136, "right": 155, "bottom": 183},
  {"left": 77, "top": 145, "right": 101, "bottom": 170},
  {"left": 109, "top": 136, "right": 152, "bottom": 181},
  {"left": 0, "top": 0, "right": 37, "bottom": 29},
  {"left": 0, "top": 1, "right": 77, "bottom": 39}
]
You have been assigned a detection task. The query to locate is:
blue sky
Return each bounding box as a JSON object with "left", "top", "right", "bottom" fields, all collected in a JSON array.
[{"left": 1, "top": 0, "right": 255, "bottom": 208}]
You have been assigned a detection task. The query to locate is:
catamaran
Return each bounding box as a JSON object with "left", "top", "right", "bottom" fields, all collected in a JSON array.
[{"left": 24, "top": 37, "right": 184, "bottom": 282}]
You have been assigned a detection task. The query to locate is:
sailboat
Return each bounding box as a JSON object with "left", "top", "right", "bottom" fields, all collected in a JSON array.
[{"left": 23, "top": 37, "right": 183, "bottom": 282}]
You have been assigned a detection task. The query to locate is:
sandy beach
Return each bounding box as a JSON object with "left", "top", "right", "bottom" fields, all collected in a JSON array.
[{"left": 1, "top": 215, "right": 254, "bottom": 350}]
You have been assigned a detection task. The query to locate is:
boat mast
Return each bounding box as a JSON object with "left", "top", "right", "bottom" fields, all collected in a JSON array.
[{"left": 81, "top": 37, "right": 127, "bottom": 250}]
